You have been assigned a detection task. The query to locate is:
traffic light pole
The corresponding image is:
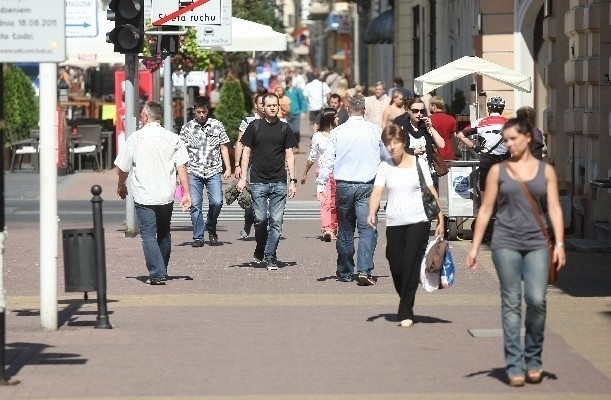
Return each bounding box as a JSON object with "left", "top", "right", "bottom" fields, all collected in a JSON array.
[{"left": 124, "top": 53, "right": 139, "bottom": 237}]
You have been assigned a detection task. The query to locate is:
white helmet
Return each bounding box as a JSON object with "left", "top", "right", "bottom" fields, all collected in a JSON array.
[{"left": 487, "top": 96, "right": 506, "bottom": 112}]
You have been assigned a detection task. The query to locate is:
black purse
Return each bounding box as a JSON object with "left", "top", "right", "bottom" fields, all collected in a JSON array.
[{"left": 416, "top": 157, "right": 440, "bottom": 221}]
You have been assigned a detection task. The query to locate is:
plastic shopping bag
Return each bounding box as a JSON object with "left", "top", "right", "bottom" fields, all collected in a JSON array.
[
  {"left": 440, "top": 245, "right": 456, "bottom": 288},
  {"left": 420, "top": 237, "right": 442, "bottom": 292}
]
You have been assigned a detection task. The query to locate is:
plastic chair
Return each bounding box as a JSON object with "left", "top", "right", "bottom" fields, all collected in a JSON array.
[
  {"left": 70, "top": 124, "right": 102, "bottom": 171},
  {"left": 9, "top": 129, "right": 40, "bottom": 172}
]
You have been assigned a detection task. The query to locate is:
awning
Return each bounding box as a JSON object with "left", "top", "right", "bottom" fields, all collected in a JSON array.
[
  {"left": 413, "top": 56, "right": 532, "bottom": 95},
  {"left": 364, "top": 9, "right": 394, "bottom": 44}
]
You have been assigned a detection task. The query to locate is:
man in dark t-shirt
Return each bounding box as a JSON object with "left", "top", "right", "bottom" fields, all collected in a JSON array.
[{"left": 237, "top": 93, "right": 297, "bottom": 270}]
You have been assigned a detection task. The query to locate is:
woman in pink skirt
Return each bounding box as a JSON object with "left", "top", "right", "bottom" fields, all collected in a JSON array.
[{"left": 301, "top": 108, "right": 338, "bottom": 241}]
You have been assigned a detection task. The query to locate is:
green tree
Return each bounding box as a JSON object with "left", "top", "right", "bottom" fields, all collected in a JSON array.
[
  {"left": 3, "top": 64, "right": 39, "bottom": 146},
  {"left": 214, "top": 76, "right": 246, "bottom": 146}
]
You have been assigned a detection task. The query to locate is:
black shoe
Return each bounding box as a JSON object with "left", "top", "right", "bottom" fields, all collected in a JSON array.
[
  {"left": 253, "top": 252, "right": 264, "bottom": 263},
  {"left": 356, "top": 273, "right": 376, "bottom": 286},
  {"left": 208, "top": 232, "right": 219, "bottom": 244},
  {"left": 266, "top": 258, "right": 278, "bottom": 271},
  {"left": 191, "top": 239, "right": 204, "bottom": 248},
  {"left": 145, "top": 277, "right": 166, "bottom": 285}
]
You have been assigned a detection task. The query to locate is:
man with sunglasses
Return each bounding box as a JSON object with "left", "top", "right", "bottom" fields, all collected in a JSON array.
[{"left": 179, "top": 96, "right": 232, "bottom": 248}]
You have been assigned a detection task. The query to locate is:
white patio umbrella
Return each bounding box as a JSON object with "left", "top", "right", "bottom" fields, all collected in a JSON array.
[
  {"left": 413, "top": 56, "right": 532, "bottom": 96},
  {"left": 201, "top": 17, "right": 288, "bottom": 52}
]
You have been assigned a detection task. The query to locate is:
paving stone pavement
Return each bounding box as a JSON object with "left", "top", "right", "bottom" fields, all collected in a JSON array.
[{"left": 2, "top": 124, "right": 611, "bottom": 399}]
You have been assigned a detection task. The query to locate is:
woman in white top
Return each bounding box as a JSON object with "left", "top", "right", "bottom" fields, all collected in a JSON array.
[
  {"left": 301, "top": 108, "right": 339, "bottom": 241},
  {"left": 367, "top": 125, "right": 444, "bottom": 327}
]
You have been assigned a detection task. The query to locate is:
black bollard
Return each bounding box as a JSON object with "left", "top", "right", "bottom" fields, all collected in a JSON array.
[{"left": 91, "top": 185, "right": 112, "bottom": 329}]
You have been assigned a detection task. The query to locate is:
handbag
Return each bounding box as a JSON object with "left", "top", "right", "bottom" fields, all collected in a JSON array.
[
  {"left": 504, "top": 162, "right": 558, "bottom": 284},
  {"left": 420, "top": 237, "right": 442, "bottom": 292},
  {"left": 431, "top": 147, "right": 449, "bottom": 177},
  {"left": 415, "top": 157, "right": 440, "bottom": 221},
  {"left": 425, "top": 236, "right": 447, "bottom": 273}
]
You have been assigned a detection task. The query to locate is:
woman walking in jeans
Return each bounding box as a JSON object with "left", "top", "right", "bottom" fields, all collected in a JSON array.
[
  {"left": 467, "top": 117, "right": 566, "bottom": 387},
  {"left": 367, "top": 125, "right": 444, "bottom": 327},
  {"left": 301, "top": 107, "right": 338, "bottom": 241}
]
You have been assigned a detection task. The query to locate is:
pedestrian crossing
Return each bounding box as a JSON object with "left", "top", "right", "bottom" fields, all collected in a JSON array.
[{"left": 171, "top": 200, "right": 386, "bottom": 224}]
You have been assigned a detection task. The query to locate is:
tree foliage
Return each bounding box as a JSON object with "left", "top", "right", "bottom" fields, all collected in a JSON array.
[
  {"left": 3, "top": 65, "right": 39, "bottom": 146},
  {"left": 214, "top": 76, "right": 246, "bottom": 146}
]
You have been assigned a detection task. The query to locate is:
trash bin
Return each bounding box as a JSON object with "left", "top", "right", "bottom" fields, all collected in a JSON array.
[{"left": 62, "top": 228, "right": 98, "bottom": 292}]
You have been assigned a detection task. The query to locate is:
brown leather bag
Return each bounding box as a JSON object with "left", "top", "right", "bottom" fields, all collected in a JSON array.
[
  {"left": 425, "top": 238, "right": 447, "bottom": 273},
  {"left": 432, "top": 148, "right": 449, "bottom": 177}
]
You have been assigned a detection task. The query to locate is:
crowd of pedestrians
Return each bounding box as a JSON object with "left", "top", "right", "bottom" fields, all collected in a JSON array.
[{"left": 114, "top": 69, "right": 563, "bottom": 387}]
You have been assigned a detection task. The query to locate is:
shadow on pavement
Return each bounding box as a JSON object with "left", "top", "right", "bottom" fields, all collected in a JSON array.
[
  {"left": 465, "top": 367, "right": 558, "bottom": 385},
  {"left": 6, "top": 342, "right": 87, "bottom": 380},
  {"left": 554, "top": 252, "right": 611, "bottom": 297}
]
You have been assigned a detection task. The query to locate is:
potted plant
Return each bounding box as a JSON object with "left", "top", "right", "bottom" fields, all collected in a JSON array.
[
  {"left": 213, "top": 75, "right": 247, "bottom": 169},
  {"left": 3, "top": 64, "right": 39, "bottom": 169}
]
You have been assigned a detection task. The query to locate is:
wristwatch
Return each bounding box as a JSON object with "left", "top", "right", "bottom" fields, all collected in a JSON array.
[{"left": 290, "top": 179, "right": 298, "bottom": 183}]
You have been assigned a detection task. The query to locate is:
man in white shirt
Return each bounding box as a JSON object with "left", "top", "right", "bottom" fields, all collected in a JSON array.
[
  {"left": 317, "top": 94, "right": 390, "bottom": 286},
  {"left": 115, "top": 102, "right": 191, "bottom": 285},
  {"left": 364, "top": 81, "right": 390, "bottom": 128},
  {"left": 303, "top": 72, "right": 331, "bottom": 131}
]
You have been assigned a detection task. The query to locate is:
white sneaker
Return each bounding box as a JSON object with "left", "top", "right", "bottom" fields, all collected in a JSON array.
[
  {"left": 399, "top": 319, "right": 414, "bottom": 328},
  {"left": 240, "top": 229, "right": 249, "bottom": 239}
]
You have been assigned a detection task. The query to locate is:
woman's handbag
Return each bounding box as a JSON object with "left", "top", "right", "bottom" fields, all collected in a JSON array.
[
  {"left": 505, "top": 162, "right": 558, "bottom": 284},
  {"left": 431, "top": 148, "right": 449, "bottom": 177},
  {"left": 415, "top": 157, "right": 440, "bottom": 221},
  {"left": 425, "top": 236, "right": 447, "bottom": 273}
]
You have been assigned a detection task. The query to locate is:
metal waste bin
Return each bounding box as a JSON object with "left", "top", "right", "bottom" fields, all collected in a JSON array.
[
  {"left": 62, "top": 228, "right": 98, "bottom": 292},
  {"left": 438, "top": 160, "right": 480, "bottom": 240}
]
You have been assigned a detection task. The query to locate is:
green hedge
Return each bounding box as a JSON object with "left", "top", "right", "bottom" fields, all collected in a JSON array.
[
  {"left": 214, "top": 76, "right": 246, "bottom": 146},
  {"left": 3, "top": 65, "right": 39, "bottom": 146}
]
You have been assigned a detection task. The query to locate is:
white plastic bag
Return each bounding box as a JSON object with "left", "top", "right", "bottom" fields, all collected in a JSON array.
[{"left": 420, "top": 236, "right": 442, "bottom": 292}]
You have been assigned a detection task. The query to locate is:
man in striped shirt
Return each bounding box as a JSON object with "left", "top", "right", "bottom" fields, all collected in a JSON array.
[{"left": 179, "top": 96, "right": 232, "bottom": 247}]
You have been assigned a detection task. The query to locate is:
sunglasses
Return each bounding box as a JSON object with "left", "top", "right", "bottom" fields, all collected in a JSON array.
[{"left": 410, "top": 108, "right": 425, "bottom": 114}]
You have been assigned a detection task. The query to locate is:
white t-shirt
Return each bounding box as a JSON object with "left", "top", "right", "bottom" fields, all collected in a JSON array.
[
  {"left": 114, "top": 122, "right": 189, "bottom": 205},
  {"left": 307, "top": 131, "right": 331, "bottom": 164},
  {"left": 374, "top": 157, "right": 433, "bottom": 226},
  {"left": 303, "top": 79, "right": 331, "bottom": 111}
]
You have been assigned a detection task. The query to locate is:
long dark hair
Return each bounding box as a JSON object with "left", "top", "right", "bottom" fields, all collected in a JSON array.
[{"left": 318, "top": 107, "right": 337, "bottom": 132}]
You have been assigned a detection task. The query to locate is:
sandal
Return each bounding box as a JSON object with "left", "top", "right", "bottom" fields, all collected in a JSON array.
[
  {"left": 508, "top": 375, "right": 525, "bottom": 387},
  {"left": 525, "top": 369, "right": 543, "bottom": 384}
]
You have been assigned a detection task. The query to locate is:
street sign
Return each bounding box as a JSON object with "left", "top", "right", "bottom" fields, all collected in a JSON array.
[
  {"left": 195, "top": 24, "right": 231, "bottom": 47},
  {"left": 171, "top": 71, "right": 210, "bottom": 87},
  {"left": 65, "top": 0, "right": 98, "bottom": 38},
  {"left": 152, "top": 0, "right": 223, "bottom": 27},
  {"left": 0, "top": 1, "right": 66, "bottom": 63}
]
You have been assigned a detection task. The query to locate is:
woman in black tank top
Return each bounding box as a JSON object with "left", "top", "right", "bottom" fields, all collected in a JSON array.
[{"left": 465, "top": 117, "right": 566, "bottom": 387}]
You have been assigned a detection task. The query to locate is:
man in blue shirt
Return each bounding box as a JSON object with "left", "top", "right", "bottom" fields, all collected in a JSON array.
[{"left": 317, "top": 94, "right": 390, "bottom": 285}]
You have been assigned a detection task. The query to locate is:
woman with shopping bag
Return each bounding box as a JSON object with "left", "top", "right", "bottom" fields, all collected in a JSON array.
[
  {"left": 367, "top": 125, "right": 444, "bottom": 328},
  {"left": 466, "top": 116, "right": 566, "bottom": 387}
]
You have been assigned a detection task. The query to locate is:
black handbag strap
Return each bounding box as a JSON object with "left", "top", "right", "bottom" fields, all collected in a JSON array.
[
  {"left": 415, "top": 156, "right": 430, "bottom": 195},
  {"left": 504, "top": 162, "right": 550, "bottom": 244}
]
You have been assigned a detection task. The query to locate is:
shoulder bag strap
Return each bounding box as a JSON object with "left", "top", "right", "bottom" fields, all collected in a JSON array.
[
  {"left": 415, "top": 156, "right": 430, "bottom": 194},
  {"left": 485, "top": 135, "right": 505, "bottom": 154},
  {"left": 504, "top": 162, "right": 550, "bottom": 243}
]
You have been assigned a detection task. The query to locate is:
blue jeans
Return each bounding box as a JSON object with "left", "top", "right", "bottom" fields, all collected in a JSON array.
[
  {"left": 135, "top": 202, "right": 174, "bottom": 280},
  {"left": 189, "top": 173, "right": 223, "bottom": 241},
  {"left": 335, "top": 182, "right": 377, "bottom": 279},
  {"left": 491, "top": 248, "right": 549, "bottom": 376},
  {"left": 286, "top": 114, "right": 301, "bottom": 145},
  {"left": 250, "top": 182, "right": 287, "bottom": 260}
]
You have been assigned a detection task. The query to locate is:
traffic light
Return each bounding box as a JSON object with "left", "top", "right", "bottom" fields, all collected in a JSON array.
[
  {"left": 106, "top": 0, "right": 144, "bottom": 54},
  {"left": 158, "top": 26, "right": 181, "bottom": 55}
]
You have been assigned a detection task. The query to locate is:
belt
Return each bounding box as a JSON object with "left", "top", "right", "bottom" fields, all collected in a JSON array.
[{"left": 335, "top": 179, "right": 375, "bottom": 185}]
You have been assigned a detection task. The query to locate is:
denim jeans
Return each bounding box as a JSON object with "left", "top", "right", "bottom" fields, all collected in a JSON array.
[
  {"left": 135, "top": 202, "right": 174, "bottom": 280},
  {"left": 286, "top": 114, "right": 301, "bottom": 146},
  {"left": 491, "top": 248, "right": 549, "bottom": 376},
  {"left": 335, "top": 181, "right": 377, "bottom": 279},
  {"left": 250, "top": 182, "right": 287, "bottom": 260},
  {"left": 189, "top": 173, "right": 223, "bottom": 241}
]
